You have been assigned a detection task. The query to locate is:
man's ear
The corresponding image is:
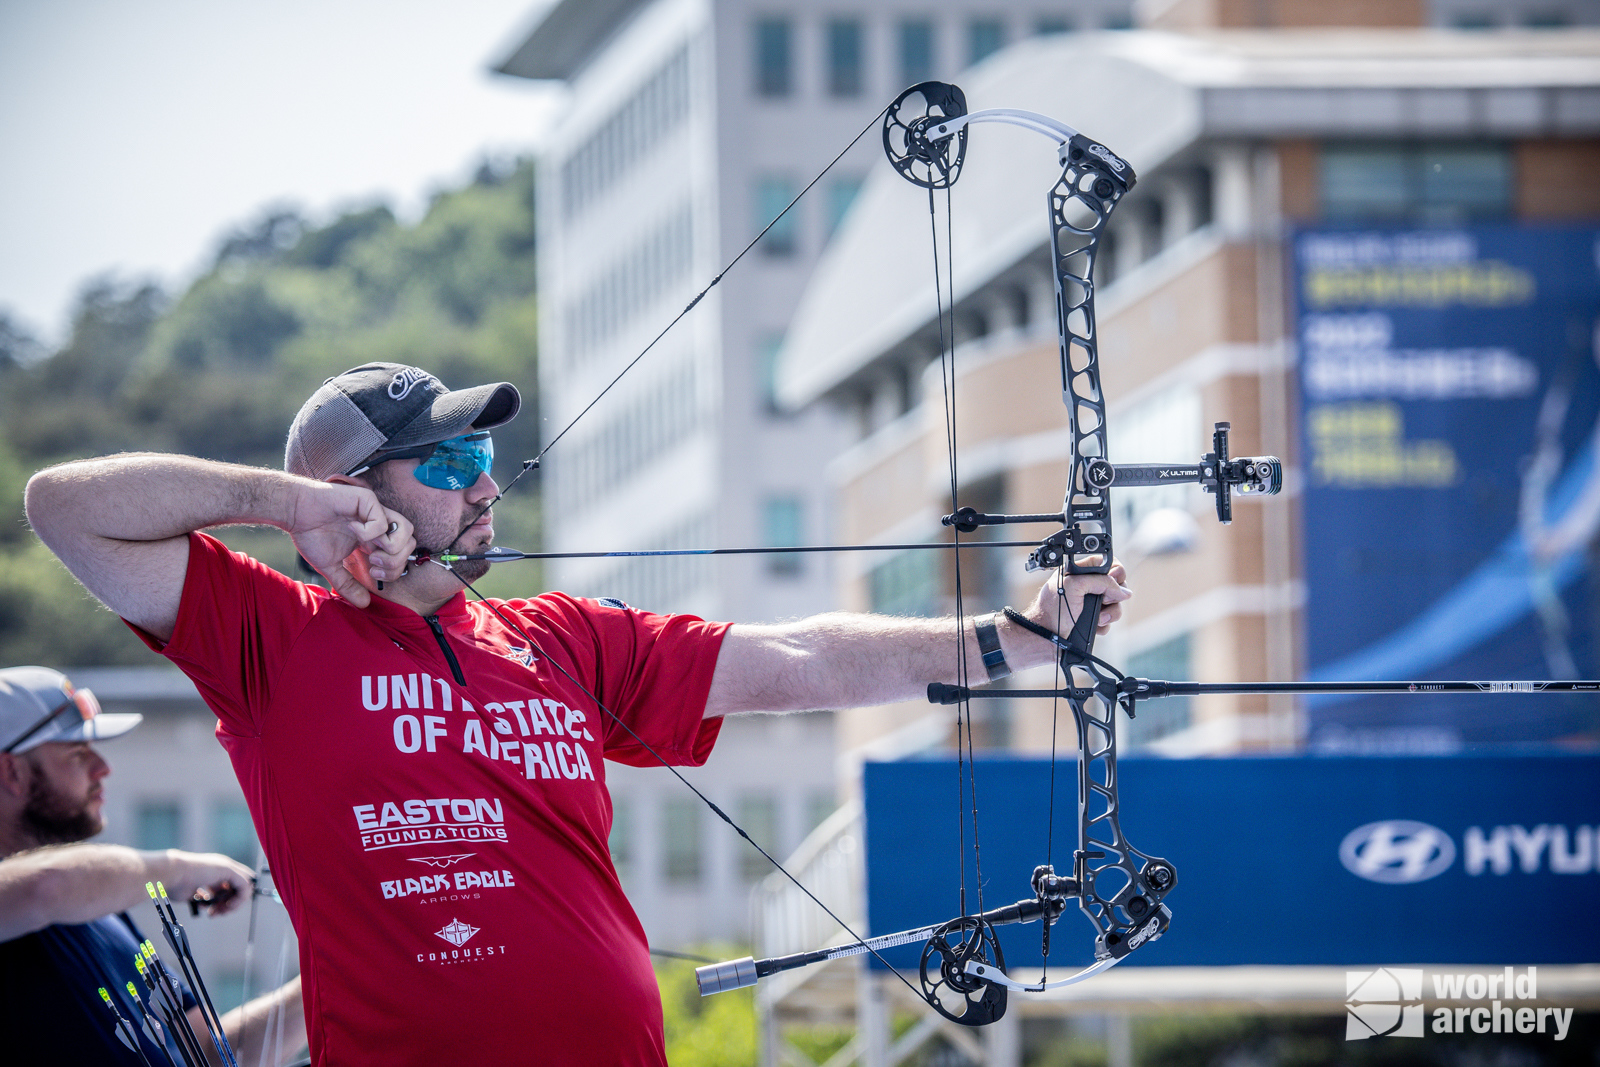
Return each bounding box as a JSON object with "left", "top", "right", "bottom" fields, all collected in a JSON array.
[{"left": 0, "top": 752, "right": 31, "bottom": 800}]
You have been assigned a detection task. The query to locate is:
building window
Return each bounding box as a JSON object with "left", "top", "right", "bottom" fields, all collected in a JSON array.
[
  {"left": 610, "top": 797, "right": 632, "bottom": 881},
  {"left": 827, "top": 18, "right": 864, "bottom": 97},
  {"left": 755, "top": 177, "right": 799, "bottom": 256},
  {"left": 755, "top": 17, "right": 792, "bottom": 97},
  {"left": 558, "top": 361, "right": 699, "bottom": 513},
  {"left": 899, "top": 18, "right": 935, "bottom": 85},
  {"left": 663, "top": 799, "right": 701, "bottom": 883},
  {"left": 869, "top": 549, "right": 939, "bottom": 617},
  {"left": 563, "top": 203, "right": 695, "bottom": 363},
  {"left": 1321, "top": 143, "right": 1511, "bottom": 223},
  {"left": 1123, "top": 634, "right": 1192, "bottom": 749},
  {"left": 737, "top": 794, "right": 779, "bottom": 880},
  {"left": 1035, "top": 16, "right": 1074, "bottom": 35},
  {"left": 763, "top": 496, "right": 805, "bottom": 576},
  {"left": 137, "top": 801, "right": 182, "bottom": 850},
  {"left": 211, "top": 801, "right": 256, "bottom": 865},
  {"left": 968, "top": 18, "right": 1004, "bottom": 65},
  {"left": 826, "top": 176, "right": 864, "bottom": 238},
  {"left": 580, "top": 511, "right": 716, "bottom": 614},
  {"left": 560, "top": 46, "right": 691, "bottom": 220}
]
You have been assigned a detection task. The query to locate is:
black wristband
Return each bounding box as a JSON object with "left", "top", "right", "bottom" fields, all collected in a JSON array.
[{"left": 974, "top": 613, "right": 1010, "bottom": 681}]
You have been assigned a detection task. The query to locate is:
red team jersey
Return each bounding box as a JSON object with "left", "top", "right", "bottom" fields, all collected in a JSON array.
[{"left": 132, "top": 532, "right": 728, "bottom": 1065}]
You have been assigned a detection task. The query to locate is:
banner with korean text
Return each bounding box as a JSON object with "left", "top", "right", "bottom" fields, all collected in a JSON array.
[{"left": 1293, "top": 225, "right": 1600, "bottom": 750}]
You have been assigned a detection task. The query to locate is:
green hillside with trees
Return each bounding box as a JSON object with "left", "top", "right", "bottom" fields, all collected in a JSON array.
[{"left": 0, "top": 160, "right": 541, "bottom": 666}]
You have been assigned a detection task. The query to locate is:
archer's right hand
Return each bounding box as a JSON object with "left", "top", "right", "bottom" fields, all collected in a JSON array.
[{"left": 287, "top": 482, "right": 414, "bottom": 607}]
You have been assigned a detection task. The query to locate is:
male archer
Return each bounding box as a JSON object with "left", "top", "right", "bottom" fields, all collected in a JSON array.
[
  {"left": 24, "top": 361, "right": 1129, "bottom": 1065},
  {"left": 0, "top": 664, "right": 306, "bottom": 1065}
]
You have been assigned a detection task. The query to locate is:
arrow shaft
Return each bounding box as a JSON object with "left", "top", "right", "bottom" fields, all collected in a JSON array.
[{"left": 441, "top": 540, "right": 1041, "bottom": 562}]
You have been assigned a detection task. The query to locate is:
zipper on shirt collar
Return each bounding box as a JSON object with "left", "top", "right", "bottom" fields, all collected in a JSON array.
[{"left": 423, "top": 614, "right": 467, "bottom": 687}]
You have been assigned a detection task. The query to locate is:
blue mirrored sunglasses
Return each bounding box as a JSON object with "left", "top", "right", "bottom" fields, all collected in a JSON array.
[{"left": 412, "top": 432, "right": 493, "bottom": 491}]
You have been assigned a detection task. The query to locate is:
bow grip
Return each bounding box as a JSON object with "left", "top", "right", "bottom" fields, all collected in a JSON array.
[{"left": 1062, "top": 592, "right": 1103, "bottom": 663}]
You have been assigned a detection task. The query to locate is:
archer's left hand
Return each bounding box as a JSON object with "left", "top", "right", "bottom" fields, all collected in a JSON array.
[{"left": 1025, "top": 560, "right": 1132, "bottom": 639}]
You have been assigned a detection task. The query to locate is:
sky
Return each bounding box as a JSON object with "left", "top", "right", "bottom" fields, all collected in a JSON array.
[{"left": 0, "top": 0, "right": 565, "bottom": 346}]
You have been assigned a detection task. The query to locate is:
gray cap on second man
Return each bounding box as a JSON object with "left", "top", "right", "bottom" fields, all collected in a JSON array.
[
  {"left": 0, "top": 666, "right": 142, "bottom": 755},
  {"left": 285, "top": 363, "right": 521, "bottom": 481}
]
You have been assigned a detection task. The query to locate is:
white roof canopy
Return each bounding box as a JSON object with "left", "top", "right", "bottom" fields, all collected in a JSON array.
[{"left": 775, "top": 29, "right": 1600, "bottom": 409}]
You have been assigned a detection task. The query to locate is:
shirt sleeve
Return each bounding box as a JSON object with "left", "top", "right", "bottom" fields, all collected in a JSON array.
[
  {"left": 507, "top": 593, "right": 729, "bottom": 768},
  {"left": 124, "top": 531, "right": 322, "bottom": 737}
]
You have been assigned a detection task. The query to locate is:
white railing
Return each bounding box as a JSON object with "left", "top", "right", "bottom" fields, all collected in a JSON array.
[{"left": 754, "top": 799, "right": 864, "bottom": 959}]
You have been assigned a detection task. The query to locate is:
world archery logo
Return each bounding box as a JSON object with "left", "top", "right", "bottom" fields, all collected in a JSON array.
[
  {"left": 1346, "top": 968, "right": 1425, "bottom": 1039},
  {"left": 504, "top": 645, "right": 536, "bottom": 667},
  {"left": 434, "top": 919, "right": 480, "bottom": 948}
]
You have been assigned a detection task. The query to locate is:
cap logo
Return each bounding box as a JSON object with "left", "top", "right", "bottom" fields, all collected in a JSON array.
[{"left": 388, "top": 369, "right": 442, "bottom": 401}]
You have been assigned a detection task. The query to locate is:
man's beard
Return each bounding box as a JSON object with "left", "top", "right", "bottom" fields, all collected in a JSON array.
[
  {"left": 367, "top": 474, "right": 492, "bottom": 585},
  {"left": 412, "top": 508, "right": 492, "bottom": 585},
  {"left": 21, "top": 766, "right": 101, "bottom": 845}
]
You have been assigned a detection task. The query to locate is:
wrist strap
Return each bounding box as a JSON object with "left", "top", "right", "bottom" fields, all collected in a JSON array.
[
  {"left": 974, "top": 613, "right": 1010, "bottom": 681},
  {"left": 1002, "top": 606, "right": 1073, "bottom": 653}
]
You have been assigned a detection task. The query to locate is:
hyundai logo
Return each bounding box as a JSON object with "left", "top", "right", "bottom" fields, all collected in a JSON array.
[{"left": 1339, "top": 820, "right": 1456, "bottom": 884}]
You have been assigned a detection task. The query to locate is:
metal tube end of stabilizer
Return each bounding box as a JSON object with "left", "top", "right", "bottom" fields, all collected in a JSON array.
[{"left": 696, "top": 956, "right": 759, "bottom": 996}]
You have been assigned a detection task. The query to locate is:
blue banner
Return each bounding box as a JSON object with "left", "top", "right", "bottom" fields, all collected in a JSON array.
[
  {"left": 862, "top": 756, "right": 1600, "bottom": 970},
  {"left": 1292, "top": 224, "right": 1600, "bottom": 750}
]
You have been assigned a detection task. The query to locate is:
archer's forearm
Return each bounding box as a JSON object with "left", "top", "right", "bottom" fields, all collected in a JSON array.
[
  {"left": 0, "top": 844, "right": 180, "bottom": 940},
  {"left": 705, "top": 568, "right": 1132, "bottom": 716},
  {"left": 705, "top": 610, "right": 1045, "bottom": 715},
  {"left": 26, "top": 453, "right": 307, "bottom": 546},
  {"left": 25, "top": 454, "right": 317, "bottom": 637}
]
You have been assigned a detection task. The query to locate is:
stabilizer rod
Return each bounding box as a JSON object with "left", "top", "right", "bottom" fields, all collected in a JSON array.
[
  {"left": 696, "top": 897, "right": 1054, "bottom": 997},
  {"left": 929, "top": 678, "right": 1600, "bottom": 705}
]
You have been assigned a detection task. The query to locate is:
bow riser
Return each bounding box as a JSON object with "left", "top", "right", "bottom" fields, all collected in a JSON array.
[
  {"left": 1035, "top": 133, "right": 1183, "bottom": 964},
  {"left": 1046, "top": 134, "right": 1134, "bottom": 580}
]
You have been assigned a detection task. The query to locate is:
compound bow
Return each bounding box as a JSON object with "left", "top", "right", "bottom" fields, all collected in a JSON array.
[
  {"left": 694, "top": 80, "right": 1245, "bottom": 1024},
  {"left": 688, "top": 81, "right": 1598, "bottom": 1024},
  {"left": 420, "top": 80, "right": 1596, "bottom": 1027}
]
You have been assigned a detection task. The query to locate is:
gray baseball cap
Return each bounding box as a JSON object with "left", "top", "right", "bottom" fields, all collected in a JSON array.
[
  {"left": 285, "top": 362, "right": 521, "bottom": 481},
  {"left": 0, "top": 666, "right": 142, "bottom": 755}
]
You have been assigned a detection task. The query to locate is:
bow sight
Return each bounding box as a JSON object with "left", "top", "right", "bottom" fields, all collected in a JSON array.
[{"left": 947, "top": 420, "right": 1284, "bottom": 570}]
